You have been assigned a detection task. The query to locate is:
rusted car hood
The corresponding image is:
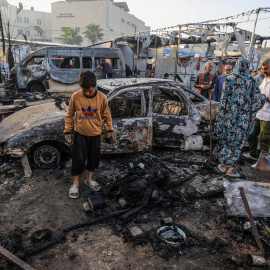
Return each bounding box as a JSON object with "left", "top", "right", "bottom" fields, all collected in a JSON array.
[{"left": 0, "top": 102, "right": 65, "bottom": 143}]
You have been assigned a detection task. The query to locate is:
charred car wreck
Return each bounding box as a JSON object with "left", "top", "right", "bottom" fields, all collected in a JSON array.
[
  {"left": 9, "top": 46, "right": 125, "bottom": 94},
  {"left": 0, "top": 78, "right": 218, "bottom": 175}
]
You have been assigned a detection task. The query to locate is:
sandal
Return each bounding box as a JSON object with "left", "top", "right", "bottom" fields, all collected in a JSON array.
[
  {"left": 218, "top": 164, "right": 227, "bottom": 174},
  {"left": 84, "top": 180, "right": 101, "bottom": 192},
  {"left": 69, "top": 186, "right": 79, "bottom": 199},
  {"left": 226, "top": 168, "right": 241, "bottom": 178},
  {"left": 226, "top": 172, "right": 241, "bottom": 178}
]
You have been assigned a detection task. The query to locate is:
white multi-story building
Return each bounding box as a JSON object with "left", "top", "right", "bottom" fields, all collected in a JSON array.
[
  {"left": 51, "top": 0, "right": 150, "bottom": 46},
  {"left": 0, "top": 0, "right": 51, "bottom": 43}
]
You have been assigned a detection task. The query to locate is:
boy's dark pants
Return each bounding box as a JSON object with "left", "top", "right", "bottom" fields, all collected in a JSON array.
[
  {"left": 71, "top": 132, "right": 101, "bottom": 176},
  {"left": 248, "top": 118, "right": 270, "bottom": 158}
]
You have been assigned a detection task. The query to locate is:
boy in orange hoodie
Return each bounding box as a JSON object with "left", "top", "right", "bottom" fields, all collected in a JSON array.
[{"left": 64, "top": 70, "right": 114, "bottom": 198}]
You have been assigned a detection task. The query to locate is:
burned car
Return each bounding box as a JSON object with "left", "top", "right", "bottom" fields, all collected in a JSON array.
[
  {"left": 9, "top": 46, "right": 125, "bottom": 94},
  {"left": 0, "top": 78, "right": 218, "bottom": 170}
]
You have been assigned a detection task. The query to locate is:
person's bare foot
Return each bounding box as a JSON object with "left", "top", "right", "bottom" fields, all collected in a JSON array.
[
  {"left": 221, "top": 165, "right": 227, "bottom": 172},
  {"left": 227, "top": 167, "right": 236, "bottom": 174}
]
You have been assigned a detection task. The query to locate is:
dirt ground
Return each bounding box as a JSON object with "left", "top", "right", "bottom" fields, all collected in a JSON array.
[{"left": 0, "top": 149, "right": 269, "bottom": 270}]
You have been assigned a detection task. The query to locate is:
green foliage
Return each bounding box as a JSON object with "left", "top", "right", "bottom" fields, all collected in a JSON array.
[
  {"left": 61, "top": 28, "right": 83, "bottom": 45},
  {"left": 83, "top": 23, "right": 104, "bottom": 45}
]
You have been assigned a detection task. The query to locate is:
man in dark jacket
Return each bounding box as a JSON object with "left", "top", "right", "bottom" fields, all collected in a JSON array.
[
  {"left": 97, "top": 60, "right": 113, "bottom": 79},
  {"left": 213, "top": 65, "right": 232, "bottom": 102}
]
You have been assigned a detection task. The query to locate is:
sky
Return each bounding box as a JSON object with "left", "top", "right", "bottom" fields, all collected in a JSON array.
[{"left": 7, "top": 0, "right": 270, "bottom": 37}]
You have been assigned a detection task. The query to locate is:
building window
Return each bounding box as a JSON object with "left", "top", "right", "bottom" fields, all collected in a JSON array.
[
  {"left": 37, "top": 31, "right": 42, "bottom": 37},
  {"left": 24, "top": 17, "right": 29, "bottom": 24},
  {"left": 17, "top": 17, "right": 22, "bottom": 23},
  {"left": 25, "top": 30, "right": 30, "bottom": 36},
  {"left": 132, "top": 24, "right": 135, "bottom": 28},
  {"left": 121, "top": 19, "right": 125, "bottom": 23},
  {"left": 61, "top": 27, "right": 70, "bottom": 32},
  {"left": 75, "top": 27, "right": 80, "bottom": 32},
  {"left": 127, "top": 21, "right": 130, "bottom": 26},
  {"left": 18, "top": 29, "right": 23, "bottom": 35},
  {"left": 110, "top": 29, "right": 114, "bottom": 32},
  {"left": 37, "top": 19, "right": 41, "bottom": 25}
]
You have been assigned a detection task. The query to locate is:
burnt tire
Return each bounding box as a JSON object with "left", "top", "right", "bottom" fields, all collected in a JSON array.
[{"left": 33, "top": 145, "right": 61, "bottom": 169}]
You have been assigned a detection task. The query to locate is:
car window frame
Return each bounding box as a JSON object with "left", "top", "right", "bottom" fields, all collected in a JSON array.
[{"left": 107, "top": 86, "right": 152, "bottom": 119}]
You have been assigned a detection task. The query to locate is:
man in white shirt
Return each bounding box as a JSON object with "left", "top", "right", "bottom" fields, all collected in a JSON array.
[{"left": 244, "top": 58, "right": 270, "bottom": 161}]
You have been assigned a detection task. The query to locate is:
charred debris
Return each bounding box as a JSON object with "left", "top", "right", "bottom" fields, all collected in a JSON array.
[{"left": 1, "top": 148, "right": 270, "bottom": 268}]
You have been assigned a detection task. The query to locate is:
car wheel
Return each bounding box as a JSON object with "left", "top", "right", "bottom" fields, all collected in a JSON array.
[{"left": 33, "top": 145, "right": 61, "bottom": 169}]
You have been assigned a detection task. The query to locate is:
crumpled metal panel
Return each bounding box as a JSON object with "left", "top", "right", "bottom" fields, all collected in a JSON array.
[
  {"left": 101, "top": 118, "right": 152, "bottom": 154},
  {"left": 224, "top": 180, "right": 270, "bottom": 217},
  {"left": 153, "top": 114, "right": 198, "bottom": 146},
  {"left": 194, "top": 101, "right": 219, "bottom": 121}
]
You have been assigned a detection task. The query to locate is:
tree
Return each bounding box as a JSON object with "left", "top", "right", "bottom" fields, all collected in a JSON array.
[
  {"left": 83, "top": 23, "right": 104, "bottom": 45},
  {"left": 61, "top": 28, "right": 83, "bottom": 45}
]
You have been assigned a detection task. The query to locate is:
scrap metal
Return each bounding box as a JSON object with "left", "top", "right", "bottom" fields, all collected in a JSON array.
[{"left": 0, "top": 78, "right": 218, "bottom": 174}]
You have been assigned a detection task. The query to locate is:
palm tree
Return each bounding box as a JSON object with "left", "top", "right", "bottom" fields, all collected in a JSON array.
[
  {"left": 83, "top": 23, "right": 104, "bottom": 45},
  {"left": 61, "top": 28, "right": 83, "bottom": 45}
]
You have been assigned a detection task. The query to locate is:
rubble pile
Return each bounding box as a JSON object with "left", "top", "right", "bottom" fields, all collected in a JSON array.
[
  {"left": 0, "top": 149, "right": 270, "bottom": 268},
  {"left": 0, "top": 91, "right": 48, "bottom": 106}
]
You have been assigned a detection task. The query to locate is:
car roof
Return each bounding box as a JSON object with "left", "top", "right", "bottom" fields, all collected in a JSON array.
[{"left": 97, "top": 78, "right": 175, "bottom": 92}]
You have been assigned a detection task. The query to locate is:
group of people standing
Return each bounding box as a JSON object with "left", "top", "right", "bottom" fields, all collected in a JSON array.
[
  {"left": 64, "top": 57, "right": 270, "bottom": 199},
  {"left": 195, "top": 58, "right": 270, "bottom": 177}
]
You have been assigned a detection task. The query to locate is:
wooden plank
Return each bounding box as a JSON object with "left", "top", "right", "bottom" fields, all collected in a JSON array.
[
  {"left": 21, "top": 154, "right": 32, "bottom": 178},
  {"left": 0, "top": 245, "right": 36, "bottom": 270}
]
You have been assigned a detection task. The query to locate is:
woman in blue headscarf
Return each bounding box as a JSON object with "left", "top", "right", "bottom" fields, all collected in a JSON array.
[{"left": 214, "top": 58, "right": 266, "bottom": 177}]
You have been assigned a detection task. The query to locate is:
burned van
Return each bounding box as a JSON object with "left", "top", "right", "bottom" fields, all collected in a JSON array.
[{"left": 10, "top": 46, "right": 125, "bottom": 94}]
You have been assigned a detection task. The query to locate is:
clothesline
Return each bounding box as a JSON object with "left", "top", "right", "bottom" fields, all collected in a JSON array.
[{"left": 135, "top": 7, "right": 270, "bottom": 35}]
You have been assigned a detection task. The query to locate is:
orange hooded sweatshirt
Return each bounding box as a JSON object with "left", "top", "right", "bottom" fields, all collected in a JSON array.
[{"left": 64, "top": 90, "right": 113, "bottom": 136}]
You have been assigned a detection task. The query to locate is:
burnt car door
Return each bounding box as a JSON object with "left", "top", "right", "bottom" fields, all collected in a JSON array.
[
  {"left": 152, "top": 85, "right": 201, "bottom": 147},
  {"left": 101, "top": 86, "right": 152, "bottom": 154},
  {"left": 17, "top": 52, "right": 46, "bottom": 90}
]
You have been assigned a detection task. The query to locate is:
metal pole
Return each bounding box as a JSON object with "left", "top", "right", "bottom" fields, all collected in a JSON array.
[
  {"left": 248, "top": 9, "right": 260, "bottom": 65},
  {"left": 132, "top": 26, "right": 136, "bottom": 74},
  {"left": 239, "top": 187, "right": 265, "bottom": 257},
  {"left": 174, "top": 26, "right": 181, "bottom": 81},
  {"left": 256, "top": 41, "right": 262, "bottom": 70},
  {"left": 209, "top": 90, "right": 212, "bottom": 161},
  {"left": 136, "top": 31, "right": 140, "bottom": 77}
]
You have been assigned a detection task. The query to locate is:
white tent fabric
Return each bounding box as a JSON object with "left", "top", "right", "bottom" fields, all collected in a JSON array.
[
  {"left": 211, "top": 34, "right": 231, "bottom": 56},
  {"left": 233, "top": 26, "right": 247, "bottom": 58}
]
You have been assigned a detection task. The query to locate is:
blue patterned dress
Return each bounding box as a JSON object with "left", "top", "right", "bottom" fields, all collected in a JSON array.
[{"left": 213, "top": 58, "right": 266, "bottom": 167}]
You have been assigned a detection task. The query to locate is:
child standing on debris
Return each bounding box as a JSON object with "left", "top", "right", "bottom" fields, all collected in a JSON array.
[{"left": 64, "top": 70, "right": 114, "bottom": 199}]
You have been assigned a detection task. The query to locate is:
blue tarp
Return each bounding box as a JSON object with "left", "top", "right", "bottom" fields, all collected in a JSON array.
[{"left": 163, "top": 48, "right": 205, "bottom": 57}]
